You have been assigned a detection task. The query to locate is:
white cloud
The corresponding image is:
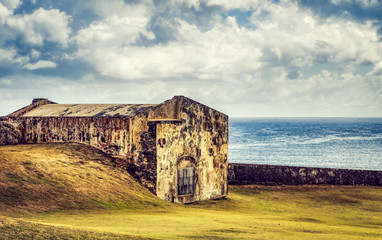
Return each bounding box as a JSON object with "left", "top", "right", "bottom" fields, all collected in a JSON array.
[
  {"left": 0, "top": 78, "right": 12, "bottom": 87},
  {"left": 0, "top": 48, "right": 16, "bottom": 61},
  {"left": 249, "top": 0, "right": 381, "bottom": 67},
  {"left": 0, "top": 2, "right": 13, "bottom": 43},
  {"left": 74, "top": 0, "right": 382, "bottom": 78},
  {"left": 75, "top": 14, "right": 154, "bottom": 48},
  {"left": 6, "top": 8, "right": 71, "bottom": 46},
  {"left": 0, "top": 48, "right": 28, "bottom": 64},
  {"left": 89, "top": 0, "right": 153, "bottom": 18},
  {"left": 0, "top": 3, "right": 11, "bottom": 24},
  {"left": 0, "top": 3, "right": 71, "bottom": 76},
  {"left": 23, "top": 60, "right": 57, "bottom": 70},
  {"left": 75, "top": 15, "right": 263, "bottom": 79},
  {"left": 368, "top": 61, "right": 382, "bottom": 76},
  {"left": 203, "top": 0, "right": 266, "bottom": 11},
  {"left": 74, "top": 0, "right": 155, "bottom": 68},
  {"left": 30, "top": 49, "right": 40, "bottom": 59},
  {"left": 330, "top": 0, "right": 378, "bottom": 7},
  {"left": 0, "top": 0, "right": 20, "bottom": 11}
]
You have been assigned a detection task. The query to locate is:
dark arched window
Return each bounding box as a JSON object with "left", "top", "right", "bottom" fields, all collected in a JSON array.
[{"left": 178, "top": 167, "right": 194, "bottom": 195}]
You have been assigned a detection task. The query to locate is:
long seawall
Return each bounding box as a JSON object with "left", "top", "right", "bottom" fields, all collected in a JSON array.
[{"left": 228, "top": 163, "right": 382, "bottom": 186}]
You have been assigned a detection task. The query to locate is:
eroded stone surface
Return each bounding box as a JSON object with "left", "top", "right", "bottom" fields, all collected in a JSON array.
[
  {"left": 228, "top": 163, "right": 382, "bottom": 186},
  {"left": 0, "top": 118, "right": 23, "bottom": 145},
  {"left": 156, "top": 98, "right": 228, "bottom": 203}
]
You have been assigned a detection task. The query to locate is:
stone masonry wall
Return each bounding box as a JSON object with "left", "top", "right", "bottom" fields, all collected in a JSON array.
[
  {"left": 0, "top": 118, "right": 23, "bottom": 145},
  {"left": 228, "top": 163, "right": 382, "bottom": 186},
  {"left": 22, "top": 117, "right": 130, "bottom": 157},
  {"left": 156, "top": 97, "right": 229, "bottom": 203},
  {"left": 133, "top": 121, "right": 157, "bottom": 193}
]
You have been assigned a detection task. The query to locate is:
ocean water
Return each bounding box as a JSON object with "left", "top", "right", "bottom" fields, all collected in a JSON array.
[{"left": 229, "top": 118, "right": 382, "bottom": 171}]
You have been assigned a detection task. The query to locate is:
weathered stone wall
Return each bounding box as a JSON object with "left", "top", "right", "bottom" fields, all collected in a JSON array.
[
  {"left": 228, "top": 163, "right": 382, "bottom": 186},
  {"left": 133, "top": 120, "right": 157, "bottom": 193},
  {"left": 21, "top": 117, "right": 131, "bottom": 156},
  {"left": 156, "top": 121, "right": 183, "bottom": 202},
  {"left": 156, "top": 97, "right": 228, "bottom": 203},
  {"left": 0, "top": 118, "right": 23, "bottom": 145}
]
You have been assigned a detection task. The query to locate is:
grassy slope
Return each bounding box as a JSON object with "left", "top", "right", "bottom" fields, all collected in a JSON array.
[
  {"left": 0, "top": 143, "right": 164, "bottom": 214},
  {"left": 1, "top": 143, "right": 382, "bottom": 239}
]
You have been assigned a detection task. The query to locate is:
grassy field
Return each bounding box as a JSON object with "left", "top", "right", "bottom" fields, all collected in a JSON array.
[
  {"left": 17, "top": 185, "right": 380, "bottom": 240},
  {"left": 1, "top": 143, "right": 382, "bottom": 239}
]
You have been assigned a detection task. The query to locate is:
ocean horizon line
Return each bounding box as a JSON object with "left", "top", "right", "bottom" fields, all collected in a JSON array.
[{"left": 230, "top": 117, "right": 382, "bottom": 120}]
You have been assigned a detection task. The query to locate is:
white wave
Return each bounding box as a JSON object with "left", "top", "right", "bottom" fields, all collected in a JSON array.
[{"left": 297, "top": 134, "right": 382, "bottom": 145}]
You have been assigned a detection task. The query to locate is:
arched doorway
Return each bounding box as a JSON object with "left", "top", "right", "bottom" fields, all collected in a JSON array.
[{"left": 177, "top": 156, "right": 196, "bottom": 196}]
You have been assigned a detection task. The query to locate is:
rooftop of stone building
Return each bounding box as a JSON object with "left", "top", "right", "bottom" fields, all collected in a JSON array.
[
  {"left": 7, "top": 96, "right": 220, "bottom": 119},
  {"left": 22, "top": 103, "right": 158, "bottom": 117}
]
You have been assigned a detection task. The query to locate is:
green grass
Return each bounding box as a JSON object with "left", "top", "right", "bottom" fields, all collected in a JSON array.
[
  {"left": 14, "top": 185, "right": 381, "bottom": 240},
  {"left": 0, "top": 216, "right": 147, "bottom": 239},
  {"left": 1, "top": 143, "right": 381, "bottom": 239}
]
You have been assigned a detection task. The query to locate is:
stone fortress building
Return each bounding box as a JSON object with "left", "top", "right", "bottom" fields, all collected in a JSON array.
[{"left": 0, "top": 96, "right": 228, "bottom": 203}]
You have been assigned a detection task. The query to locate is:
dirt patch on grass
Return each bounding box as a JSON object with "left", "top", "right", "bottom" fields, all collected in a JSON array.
[{"left": 293, "top": 217, "right": 325, "bottom": 223}]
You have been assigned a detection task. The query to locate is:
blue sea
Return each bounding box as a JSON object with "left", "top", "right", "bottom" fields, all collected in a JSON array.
[{"left": 229, "top": 118, "right": 382, "bottom": 171}]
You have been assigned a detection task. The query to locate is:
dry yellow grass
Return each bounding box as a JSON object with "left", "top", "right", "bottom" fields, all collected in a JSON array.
[{"left": 0, "top": 143, "right": 164, "bottom": 214}]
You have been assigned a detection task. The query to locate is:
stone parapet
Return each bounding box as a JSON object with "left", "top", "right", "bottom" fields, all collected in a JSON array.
[{"left": 228, "top": 163, "right": 382, "bottom": 186}]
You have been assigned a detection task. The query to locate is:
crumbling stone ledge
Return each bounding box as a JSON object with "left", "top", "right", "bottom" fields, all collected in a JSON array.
[{"left": 228, "top": 163, "right": 382, "bottom": 186}]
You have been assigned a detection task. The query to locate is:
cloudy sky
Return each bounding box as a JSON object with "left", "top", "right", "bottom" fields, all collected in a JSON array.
[{"left": 0, "top": 0, "right": 381, "bottom": 117}]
